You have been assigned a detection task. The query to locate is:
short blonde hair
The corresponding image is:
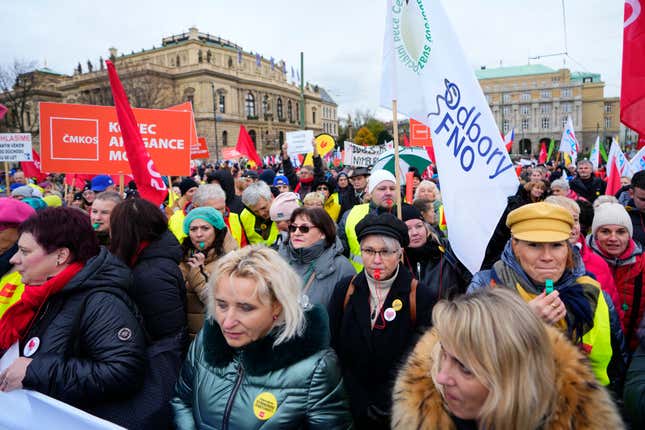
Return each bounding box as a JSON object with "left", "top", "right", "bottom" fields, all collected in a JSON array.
[
  {"left": 431, "top": 289, "right": 556, "bottom": 430},
  {"left": 414, "top": 180, "right": 440, "bottom": 201},
  {"left": 545, "top": 195, "right": 580, "bottom": 215},
  {"left": 303, "top": 191, "right": 325, "bottom": 207},
  {"left": 207, "top": 245, "right": 305, "bottom": 345}
]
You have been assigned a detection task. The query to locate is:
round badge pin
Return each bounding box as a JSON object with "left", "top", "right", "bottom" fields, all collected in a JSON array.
[
  {"left": 23, "top": 337, "right": 40, "bottom": 357},
  {"left": 253, "top": 392, "right": 278, "bottom": 420},
  {"left": 392, "top": 299, "right": 403, "bottom": 312},
  {"left": 384, "top": 307, "right": 396, "bottom": 322}
]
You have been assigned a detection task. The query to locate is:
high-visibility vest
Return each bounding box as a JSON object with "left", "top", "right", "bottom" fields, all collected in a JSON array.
[
  {"left": 0, "top": 271, "right": 25, "bottom": 319},
  {"left": 516, "top": 276, "right": 612, "bottom": 386},
  {"left": 227, "top": 212, "right": 247, "bottom": 247},
  {"left": 240, "top": 208, "right": 279, "bottom": 246},
  {"left": 324, "top": 192, "right": 341, "bottom": 222},
  {"left": 168, "top": 210, "right": 187, "bottom": 243},
  {"left": 345, "top": 203, "right": 371, "bottom": 272}
]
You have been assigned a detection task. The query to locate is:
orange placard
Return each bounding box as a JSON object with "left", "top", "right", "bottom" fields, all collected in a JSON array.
[
  {"left": 409, "top": 119, "right": 433, "bottom": 147},
  {"left": 315, "top": 133, "right": 336, "bottom": 157},
  {"left": 40, "top": 102, "right": 192, "bottom": 175},
  {"left": 191, "top": 137, "right": 210, "bottom": 160}
]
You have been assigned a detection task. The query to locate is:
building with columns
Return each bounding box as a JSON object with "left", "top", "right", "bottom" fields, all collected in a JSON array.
[
  {"left": 1, "top": 27, "right": 339, "bottom": 159},
  {"left": 475, "top": 64, "right": 622, "bottom": 156}
]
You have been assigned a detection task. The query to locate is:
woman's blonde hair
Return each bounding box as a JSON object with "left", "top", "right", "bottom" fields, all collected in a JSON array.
[
  {"left": 431, "top": 289, "right": 556, "bottom": 430},
  {"left": 303, "top": 191, "right": 326, "bottom": 207},
  {"left": 414, "top": 180, "right": 440, "bottom": 201},
  {"left": 545, "top": 195, "right": 580, "bottom": 215},
  {"left": 207, "top": 245, "right": 305, "bottom": 345}
]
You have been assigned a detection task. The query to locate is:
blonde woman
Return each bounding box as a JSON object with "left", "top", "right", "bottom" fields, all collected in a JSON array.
[
  {"left": 172, "top": 246, "right": 352, "bottom": 429},
  {"left": 392, "top": 288, "right": 623, "bottom": 430},
  {"left": 414, "top": 180, "right": 442, "bottom": 217}
]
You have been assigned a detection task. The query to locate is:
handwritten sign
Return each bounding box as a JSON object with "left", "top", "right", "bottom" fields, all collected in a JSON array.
[{"left": 286, "top": 130, "right": 314, "bottom": 156}]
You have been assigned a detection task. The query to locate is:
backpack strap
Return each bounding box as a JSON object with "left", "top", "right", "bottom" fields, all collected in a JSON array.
[
  {"left": 342, "top": 275, "right": 358, "bottom": 311},
  {"left": 409, "top": 279, "right": 418, "bottom": 327}
]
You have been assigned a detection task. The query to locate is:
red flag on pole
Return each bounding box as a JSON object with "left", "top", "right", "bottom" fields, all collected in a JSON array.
[
  {"left": 538, "top": 142, "right": 547, "bottom": 164},
  {"left": 236, "top": 125, "right": 261, "bottom": 167},
  {"left": 64, "top": 173, "right": 92, "bottom": 189},
  {"left": 606, "top": 157, "right": 622, "bottom": 196},
  {"left": 403, "top": 134, "right": 410, "bottom": 147},
  {"left": 621, "top": 1, "right": 645, "bottom": 136},
  {"left": 21, "top": 150, "right": 46, "bottom": 182},
  {"left": 106, "top": 61, "right": 168, "bottom": 206}
]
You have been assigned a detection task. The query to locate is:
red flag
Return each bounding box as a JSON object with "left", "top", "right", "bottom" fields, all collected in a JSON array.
[
  {"left": 621, "top": 1, "right": 645, "bottom": 135},
  {"left": 236, "top": 125, "right": 261, "bottom": 166},
  {"left": 0, "top": 104, "right": 7, "bottom": 120},
  {"left": 403, "top": 134, "right": 410, "bottom": 147},
  {"left": 21, "top": 150, "right": 46, "bottom": 182},
  {"left": 538, "top": 142, "right": 547, "bottom": 164},
  {"left": 606, "top": 157, "right": 622, "bottom": 196},
  {"left": 106, "top": 61, "right": 167, "bottom": 206},
  {"left": 638, "top": 134, "right": 645, "bottom": 149},
  {"left": 64, "top": 173, "right": 92, "bottom": 189}
]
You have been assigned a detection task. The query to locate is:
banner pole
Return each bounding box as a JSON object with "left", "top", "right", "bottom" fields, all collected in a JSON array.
[
  {"left": 391, "top": 100, "right": 402, "bottom": 220},
  {"left": 119, "top": 173, "right": 125, "bottom": 195},
  {"left": 4, "top": 162, "right": 9, "bottom": 196}
]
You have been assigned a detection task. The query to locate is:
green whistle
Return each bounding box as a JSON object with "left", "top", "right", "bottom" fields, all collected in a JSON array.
[
  {"left": 199, "top": 242, "right": 205, "bottom": 249},
  {"left": 92, "top": 223, "right": 100, "bottom": 230},
  {"left": 545, "top": 279, "right": 554, "bottom": 295}
]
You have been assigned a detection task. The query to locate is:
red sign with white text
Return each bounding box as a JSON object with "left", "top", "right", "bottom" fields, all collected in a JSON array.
[
  {"left": 39, "top": 102, "right": 192, "bottom": 175},
  {"left": 191, "top": 137, "right": 211, "bottom": 159}
]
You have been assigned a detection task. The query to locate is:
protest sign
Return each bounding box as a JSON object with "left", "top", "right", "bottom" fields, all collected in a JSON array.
[
  {"left": 0, "top": 133, "right": 32, "bottom": 162},
  {"left": 222, "top": 147, "right": 243, "bottom": 160},
  {"left": 286, "top": 130, "right": 314, "bottom": 156},
  {"left": 409, "top": 119, "right": 432, "bottom": 147},
  {"left": 39, "top": 102, "right": 192, "bottom": 175},
  {"left": 191, "top": 137, "right": 210, "bottom": 160},
  {"left": 314, "top": 133, "right": 336, "bottom": 156},
  {"left": 343, "top": 142, "right": 387, "bottom": 167}
]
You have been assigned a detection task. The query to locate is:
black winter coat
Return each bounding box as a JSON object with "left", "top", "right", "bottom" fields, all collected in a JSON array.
[
  {"left": 570, "top": 174, "right": 606, "bottom": 203},
  {"left": 130, "top": 230, "right": 188, "bottom": 343},
  {"left": 21, "top": 248, "right": 147, "bottom": 420},
  {"left": 328, "top": 265, "right": 437, "bottom": 429}
]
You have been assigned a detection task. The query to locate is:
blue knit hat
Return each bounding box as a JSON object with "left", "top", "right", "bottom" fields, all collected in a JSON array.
[{"left": 183, "top": 207, "right": 226, "bottom": 234}]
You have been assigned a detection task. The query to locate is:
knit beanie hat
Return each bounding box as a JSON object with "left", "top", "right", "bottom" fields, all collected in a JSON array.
[
  {"left": 592, "top": 202, "right": 633, "bottom": 237},
  {"left": 270, "top": 192, "right": 301, "bottom": 221},
  {"left": 368, "top": 170, "right": 397, "bottom": 194},
  {"left": 179, "top": 178, "right": 199, "bottom": 196},
  {"left": 401, "top": 203, "right": 424, "bottom": 222},
  {"left": 183, "top": 207, "right": 226, "bottom": 234}
]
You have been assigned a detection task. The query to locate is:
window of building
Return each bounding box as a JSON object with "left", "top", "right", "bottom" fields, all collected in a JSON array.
[
  {"left": 486, "top": 95, "right": 491, "bottom": 104},
  {"left": 248, "top": 129, "right": 257, "bottom": 146},
  {"left": 279, "top": 131, "right": 284, "bottom": 146},
  {"left": 521, "top": 92, "right": 531, "bottom": 102},
  {"left": 502, "top": 119, "right": 510, "bottom": 133},
  {"left": 605, "top": 117, "right": 612, "bottom": 129},
  {"left": 262, "top": 95, "right": 271, "bottom": 114},
  {"left": 605, "top": 104, "right": 612, "bottom": 114},
  {"left": 207, "top": 50, "right": 212, "bottom": 63},
  {"left": 277, "top": 97, "right": 283, "bottom": 119},
  {"left": 561, "top": 88, "right": 572, "bottom": 97},
  {"left": 542, "top": 117, "right": 550, "bottom": 129},
  {"left": 245, "top": 92, "right": 256, "bottom": 117},
  {"left": 562, "top": 117, "right": 568, "bottom": 128},
  {"left": 502, "top": 93, "right": 511, "bottom": 103},
  {"left": 561, "top": 102, "right": 572, "bottom": 113},
  {"left": 176, "top": 55, "right": 180, "bottom": 67},
  {"left": 521, "top": 118, "right": 529, "bottom": 131},
  {"left": 219, "top": 94, "right": 225, "bottom": 113},
  {"left": 312, "top": 108, "right": 317, "bottom": 124},
  {"left": 287, "top": 100, "right": 293, "bottom": 122},
  {"left": 520, "top": 104, "right": 530, "bottom": 115},
  {"left": 222, "top": 130, "right": 228, "bottom": 146},
  {"left": 541, "top": 90, "right": 551, "bottom": 99},
  {"left": 502, "top": 106, "right": 510, "bottom": 116},
  {"left": 198, "top": 50, "right": 203, "bottom": 63},
  {"left": 540, "top": 104, "right": 550, "bottom": 114}
]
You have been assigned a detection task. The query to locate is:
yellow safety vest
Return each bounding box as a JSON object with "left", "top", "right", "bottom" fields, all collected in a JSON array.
[
  {"left": 168, "top": 210, "right": 187, "bottom": 244},
  {"left": 324, "top": 192, "right": 341, "bottom": 222},
  {"left": 0, "top": 271, "right": 25, "bottom": 319},
  {"left": 227, "top": 212, "right": 245, "bottom": 247},
  {"left": 516, "top": 276, "right": 612, "bottom": 386},
  {"left": 345, "top": 203, "right": 371, "bottom": 272},
  {"left": 240, "top": 208, "right": 279, "bottom": 246}
]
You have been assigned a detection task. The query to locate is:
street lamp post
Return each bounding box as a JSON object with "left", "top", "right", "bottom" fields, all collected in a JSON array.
[{"left": 211, "top": 83, "right": 220, "bottom": 161}]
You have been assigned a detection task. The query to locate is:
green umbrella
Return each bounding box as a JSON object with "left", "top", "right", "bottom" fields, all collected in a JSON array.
[{"left": 372, "top": 147, "right": 432, "bottom": 182}]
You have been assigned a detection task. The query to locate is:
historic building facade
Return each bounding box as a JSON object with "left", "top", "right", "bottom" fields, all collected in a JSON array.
[
  {"left": 1, "top": 27, "right": 338, "bottom": 158},
  {"left": 476, "top": 64, "right": 623, "bottom": 155}
]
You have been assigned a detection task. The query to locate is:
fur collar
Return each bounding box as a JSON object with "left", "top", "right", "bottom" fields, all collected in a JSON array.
[
  {"left": 391, "top": 325, "right": 623, "bottom": 429},
  {"left": 202, "top": 305, "right": 329, "bottom": 376}
]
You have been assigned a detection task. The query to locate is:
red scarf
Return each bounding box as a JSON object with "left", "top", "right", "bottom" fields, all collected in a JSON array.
[{"left": 0, "top": 262, "right": 83, "bottom": 350}]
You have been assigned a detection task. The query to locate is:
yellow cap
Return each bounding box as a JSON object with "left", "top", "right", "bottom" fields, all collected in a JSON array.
[{"left": 506, "top": 202, "right": 573, "bottom": 243}]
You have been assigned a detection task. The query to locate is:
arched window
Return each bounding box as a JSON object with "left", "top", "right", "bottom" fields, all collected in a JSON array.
[
  {"left": 279, "top": 131, "right": 284, "bottom": 146},
  {"left": 262, "top": 95, "right": 271, "bottom": 114},
  {"left": 312, "top": 108, "right": 317, "bottom": 124},
  {"left": 176, "top": 55, "right": 180, "bottom": 67},
  {"left": 287, "top": 101, "right": 293, "bottom": 122},
  {"left": 277, "top": 97, "right": 283, "bottom": 119},
  {"left": 245, "top": 92, "right": 256, "bottom": 117},
  {"left": 206, "top": 50, "right": 212, "bottom": 63},
  {"left": 198, "top": 50, "right": 203, "bottom": 63},
  {"left": 228, "top": 57, "right": 233, "bottom": 68},
  {"left": 249, "top": 129, "right": 257, "bottom": 147},
  {"left": 222, "top": 130, "right": 228, "bottom": 146}
]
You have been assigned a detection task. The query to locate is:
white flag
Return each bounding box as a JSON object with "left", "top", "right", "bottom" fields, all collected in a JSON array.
[
  {"left": 380, "top": 0, "right": 518, "bottom": 273},
  {"left": 589, "top": 136, "right": 600, "bottom": 171},
  {"left": 559, "top": 116, "right": 579, "bottom": 165},
  {"left": 607, "top": 139, "right": 634, "bottom": 178},
  {"left": 630, "top": 144, "right": 645, "bottom": 174}
]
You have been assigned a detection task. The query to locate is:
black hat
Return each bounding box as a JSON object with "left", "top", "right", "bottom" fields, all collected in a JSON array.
[
  {"left": 179, "top": 178, "right": 199, "bottom": 196},
  {"left": 355, "top": 213, "right": 410, "bottom": 248},
  {"left": 401, "top": 204, "right": 424, "bottom": 223},
  {"left": 242, "top": 169, "right": 259, "bottom": 180},
  {"left": 350, "top": 167, "right": 370, "bottom": 178}
]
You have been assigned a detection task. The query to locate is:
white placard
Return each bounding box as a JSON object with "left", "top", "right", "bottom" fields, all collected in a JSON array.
[
  {"left": 0, "top": 133, "right": 32, "bottom": 162},
  {"left": 286, "top": 130, "right": 314, "bottom": 156},
  {"left": 343, "top": 142, "right": 387, "bottom": 167},
  {"left": 0, "top": 342, "right": 18, "bottom": 373}
]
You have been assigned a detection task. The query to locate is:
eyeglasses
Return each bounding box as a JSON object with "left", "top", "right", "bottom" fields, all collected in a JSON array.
[
  {"left": 360, "top": 248, "right": 399, "bottom": 258},
  {"left": 289, "top": 224, "right": 316, "bottom": 233}
]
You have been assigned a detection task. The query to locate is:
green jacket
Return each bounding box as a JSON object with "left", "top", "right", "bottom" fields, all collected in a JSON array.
[{"left": 171, "top": 305, "right": 353, "bottom": 430}]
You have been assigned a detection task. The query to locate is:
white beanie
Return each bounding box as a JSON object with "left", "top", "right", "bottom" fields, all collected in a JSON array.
[
  {"left": 368, "top": 170, "right": 397, "bottom": 194},
  {"left": 592, "top": 202, "right": 633, "bottom": 237}
]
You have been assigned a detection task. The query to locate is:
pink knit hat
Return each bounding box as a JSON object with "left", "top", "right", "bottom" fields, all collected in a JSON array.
[
  {"left": 0, "top": 197, "right": 36, "bottom": 230},
  {"left": 270, "top": 192, "right": 301, "bottom": 221}
]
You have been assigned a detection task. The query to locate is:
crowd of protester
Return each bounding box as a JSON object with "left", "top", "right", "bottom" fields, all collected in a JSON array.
[{"left": 2, "top": 148, "right": 645, "bottom": 429}]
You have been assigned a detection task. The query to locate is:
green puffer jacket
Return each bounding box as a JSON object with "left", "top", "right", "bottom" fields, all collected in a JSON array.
[{"left": 171, "top": 305, "right": 353, "bottom": 430}]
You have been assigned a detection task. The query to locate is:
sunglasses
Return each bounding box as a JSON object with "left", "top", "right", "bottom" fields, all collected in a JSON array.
[{"left": 289, "top": 224, "right": 316, "bottom": 233}]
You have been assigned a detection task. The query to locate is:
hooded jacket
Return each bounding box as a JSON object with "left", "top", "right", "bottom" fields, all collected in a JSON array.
[
  {"left": 20, "top": 248, "right": 147, "bottom": 421},
  {"left": 392, "top": 326, "right": 624, "bottom": 430},
  {"left": 279, "top": 237, "right": 355, "bottom": 307},
  {"left": 171, "top": 305, "right": 352, "bottom": 429},
  {"left": 209, "top": 169, "right": 244, "bottom": 214}
]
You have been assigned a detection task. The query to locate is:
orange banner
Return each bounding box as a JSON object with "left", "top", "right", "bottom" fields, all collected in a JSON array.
[
  {"left": 191, "top": 137, "right": 210, "bottom": 160},
  {"left": 40, "top": 102, "right": 192, "bottom": 175},
  {"left": 409, "top": 118, "right": 433, "bottom": 147}
]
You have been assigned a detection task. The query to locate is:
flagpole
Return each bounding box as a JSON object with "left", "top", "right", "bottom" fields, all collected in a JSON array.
[
  {"left": 392, "top": 100, "right": 402, "bottom": 219},
  {"left": 119, "top": 173, "right": 125, "bottom": 195},
  {"left": 4, "top": 162, "right": 9, "bottom": 196}
]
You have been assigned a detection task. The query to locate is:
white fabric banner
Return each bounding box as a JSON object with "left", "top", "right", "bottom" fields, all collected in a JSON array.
[
  {"left": 379, "top": 0, "right": 518, "bottom": 273},
  {"left": 608, "top": 139, "right": 634, "bottom": 178},
  {"left": 589, "top": 136, "right": 600, "bottom": 171},
  {"left": 630, "top": 144, "right": 645, "bottom": 174},
  {"left": 558, "top": 116, "right": 579, "bottom": 165}
]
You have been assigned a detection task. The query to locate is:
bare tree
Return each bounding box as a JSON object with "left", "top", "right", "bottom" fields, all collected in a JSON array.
[{"left": 0, "top": 60, "right": 38, "bottom": 133}]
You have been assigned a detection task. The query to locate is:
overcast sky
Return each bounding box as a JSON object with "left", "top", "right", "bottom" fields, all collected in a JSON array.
[{"left": 1, "top": 0, "right": 623, "bottom": 119}]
